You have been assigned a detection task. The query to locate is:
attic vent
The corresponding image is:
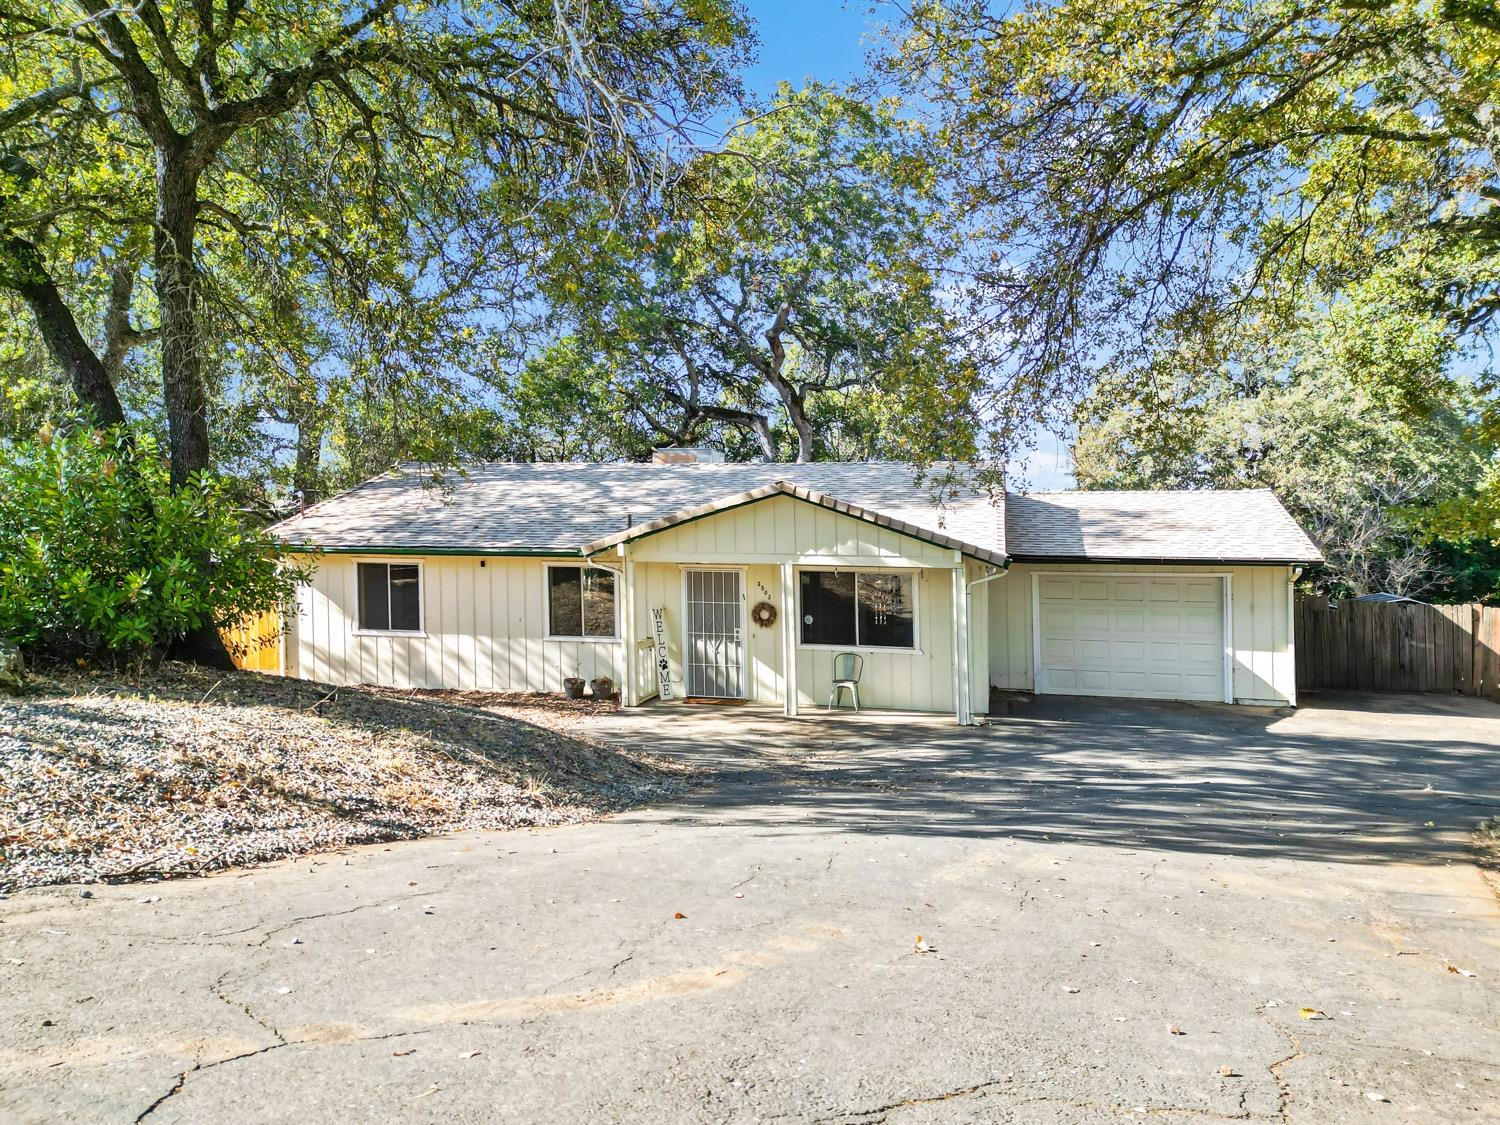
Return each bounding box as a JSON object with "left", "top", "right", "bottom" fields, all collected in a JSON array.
[{"left": 651, "top": 447, "right": 724, "bottom": 465}]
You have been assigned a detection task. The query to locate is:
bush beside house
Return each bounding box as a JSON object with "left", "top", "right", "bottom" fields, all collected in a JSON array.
[{"left": 0, "top": 424, "right": 304, "bottom": 664}]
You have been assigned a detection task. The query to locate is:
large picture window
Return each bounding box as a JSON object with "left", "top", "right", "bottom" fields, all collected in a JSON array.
[
  {"left": 357, "top": 561, "right": 422, "bottom": 633},
  {"left": 799, "top": 570, "right": 915, "bottom": 649},
  {"left": 548, "top": 566, "right": 618, "bottom": 639}
]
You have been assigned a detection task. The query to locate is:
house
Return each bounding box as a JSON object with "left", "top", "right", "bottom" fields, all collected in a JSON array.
[{"left": 267, "top": 452, "right": 1323, "bottom": 722}]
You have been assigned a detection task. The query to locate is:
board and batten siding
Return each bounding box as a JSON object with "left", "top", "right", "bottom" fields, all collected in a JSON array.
[
  {"left": 624, "top": 494, "right": 964, "bottom": 712},
  {"left": 291, "top": 554, "right": 622, "bottom": 691},
  {"left": 623, "top": 493, "right": 960, "bottom": 567},
  {"left": 987, "top": 562, "right": 1297, "bottom": 705}
]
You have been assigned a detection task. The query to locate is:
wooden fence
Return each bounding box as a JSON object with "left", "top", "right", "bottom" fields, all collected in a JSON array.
[
  {"left": 220, "top": 609, "right": 283, "bottom": 673},
  {"left": 1294, "top": 595, "right": 1500, "bottom": 700}
]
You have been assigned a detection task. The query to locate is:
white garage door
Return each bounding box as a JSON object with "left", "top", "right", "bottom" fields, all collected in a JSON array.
[{"left": 1035, "top": 575, "right": 1227, "bottom": 702}]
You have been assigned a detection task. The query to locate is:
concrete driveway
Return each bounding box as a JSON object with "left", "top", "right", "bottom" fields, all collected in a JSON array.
[{"left": 3, "top": 693, "right": 1499, "bottom": 1123}]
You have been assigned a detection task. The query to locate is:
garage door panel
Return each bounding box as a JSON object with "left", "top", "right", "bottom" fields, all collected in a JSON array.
[
  {"left": 1149, "top": 641, "right": 1181, "bottom": 662},
  {"left": 1181, "top": 672, "right": 1221, "bottom": 696},
  {"left": 1048, "top": 667, "right": 1079, "bottom": 690},
  {"left": 1078, "top": 609, "right": 1112, "bottom": 631},
  {"left": 1037, "top": 575, "right": 1226, "bottom": 702},
  {"left": 1181, "top": 641, "right": 1220, "bottom": 662},
  {"left": 1079, "top": 639, "right": 1112, "bottom": 661},
  {"left": 1038, "top": 576, "right": 1077, "bottom": 600},
  {"left": 1146, "top": 610, "right": 1181, "bottom": 634},
  {"left": 1041, "top": 638, "right": 1077, "bottom": 662}
]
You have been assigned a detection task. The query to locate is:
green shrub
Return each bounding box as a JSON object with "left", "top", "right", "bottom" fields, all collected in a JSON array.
[{"left": 0, "top": 424, "right": 308, "bottom": 658}]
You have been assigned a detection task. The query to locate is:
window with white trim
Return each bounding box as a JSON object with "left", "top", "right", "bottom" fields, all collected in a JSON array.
[
  {"left": 799, "top": 570, "right": 915, "bottom": 649},
  {"left": 357, "top": 561, "right": 422, "bottom": 633},
  {"left": 547, "top": 565, "right": 618, "bottom": 639}
]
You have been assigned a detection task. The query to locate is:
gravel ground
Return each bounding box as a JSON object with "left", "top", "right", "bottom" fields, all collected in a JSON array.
[{"left": 0, "top": 665, "right": 691, "bottom": 891}]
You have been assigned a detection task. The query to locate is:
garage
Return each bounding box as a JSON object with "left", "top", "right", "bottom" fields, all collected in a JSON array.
[{"left": 1033, "top": 573, "right": 1228, "bottom": 702}]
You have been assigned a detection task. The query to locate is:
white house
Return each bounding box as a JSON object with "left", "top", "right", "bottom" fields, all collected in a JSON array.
[{"left": 268, "top": 452, "right": 1323, "bottom": 722}]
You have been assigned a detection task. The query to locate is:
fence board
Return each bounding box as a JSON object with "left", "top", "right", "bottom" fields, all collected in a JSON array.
[
  {"left": 221, "top": 609, "right": 282, "bottom": 673},
  {"left": 1294, "top": 595, "right": 1498, "bottom": 699},
  {"left": 1451, "top": 605, "right": 1474, "bottom": 694},
  {"left": 1480, "top": 607, "right": 1500, "bottom": 700}
]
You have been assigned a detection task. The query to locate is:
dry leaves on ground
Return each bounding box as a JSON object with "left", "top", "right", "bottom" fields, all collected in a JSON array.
[{"left": 1, "top": 664, "right": 691, "bottom": 890}]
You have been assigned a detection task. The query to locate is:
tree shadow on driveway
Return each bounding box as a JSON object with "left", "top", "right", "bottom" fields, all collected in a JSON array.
[{"left": 590, "top": 692, "right": 1500, "bottom": 867}]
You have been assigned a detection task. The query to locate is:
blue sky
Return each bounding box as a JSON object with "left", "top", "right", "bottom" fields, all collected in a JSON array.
[
  {"left": 738, "top": 3, "right": 1077, "bottom": 489},
  {"left": 741, "top": 2, "right": 881, "bottom": 96}
]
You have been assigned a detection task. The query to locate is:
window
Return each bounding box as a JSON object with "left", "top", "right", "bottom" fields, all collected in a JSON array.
[
  {"left": 357, "top": 562, "right": 422, "bottom": 633},
  {"left": 799, "top": 570, "right": 915, "bottom": 649},
  {"left": 548, "top": 566, "right": 618, "bottom": 639}
]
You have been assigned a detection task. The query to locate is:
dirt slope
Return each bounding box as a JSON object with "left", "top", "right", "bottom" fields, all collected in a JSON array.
[{"left": 0, "top": 665, "right": 687, "bottom": 890}]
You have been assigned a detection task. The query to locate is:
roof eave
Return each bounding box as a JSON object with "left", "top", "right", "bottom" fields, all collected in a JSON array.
[
  {"left": 276, "top": 544, "right": 586, "bottom": 558},
  {"left": 1006, "top": 553, "right": 1324, "bottom": 566}
]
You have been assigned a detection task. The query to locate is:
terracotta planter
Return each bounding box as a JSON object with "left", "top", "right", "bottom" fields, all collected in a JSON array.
[{"left": 562, "top": 676, "right": 586, "bottom": 700}]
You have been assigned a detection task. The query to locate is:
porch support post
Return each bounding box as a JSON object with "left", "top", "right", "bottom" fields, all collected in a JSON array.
[
  {"left": 621, "top": 548, "right": 639, "bottom": 707},
  {"left": 780, "top": 560, "right": 798, "bottom": 717},
  {"left": 952, "top": 560, "right": 972, "bottom": 725}
]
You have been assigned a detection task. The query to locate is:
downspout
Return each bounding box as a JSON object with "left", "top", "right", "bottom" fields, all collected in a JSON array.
[
  {"left": 967, "top": 564, "right": 1010, "bottom": 596},
  {"left": 1287, "top": 565, "right": 1304, "bottom": 708},
  {"left": 959, "top": 562, "right": 1010, "bottom": 725}
]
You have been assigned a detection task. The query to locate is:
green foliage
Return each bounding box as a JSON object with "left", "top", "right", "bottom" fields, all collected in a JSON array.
[
  {"left": 0, "top": 0, "right": 750, "bottom": 494},
  {"left": 531, "top": 83, "right": 977, "bottom": 463},
  {"left": 0, "top": 425, "right": 308, "bottom": 657},
  {"left": 1072, "top": 304, "right": 1493, "bottom": 599},
  {"left": 888, "top": 0, "right": 1500, "bottom": 476},
  {"left": 483, "top": 338, "right": 654, "bottom": 462},
  {"left": 1424, "top": 536, "right": 1500, "bottom": 606}
]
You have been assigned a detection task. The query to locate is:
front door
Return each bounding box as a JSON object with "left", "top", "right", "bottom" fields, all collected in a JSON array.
[{"left": 684, "top": 569, "right": 746, "bottom": 699}]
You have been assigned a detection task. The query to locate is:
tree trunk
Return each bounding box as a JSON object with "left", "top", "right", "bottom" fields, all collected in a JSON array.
[
  {"left": 155, "top": 150, "right": 232, "bottom": 670},
  {"left": 764, "top": 302, "right": 814, "bottom": 462},
  {"left": 1, "top": 235, "right": 127, "bottom": 428},
  {"left": 772, "top": 377, "right": 814, "bottom": 462},
  {"left": 154, "top": 153, "right": 211, "bottom": 489},
  {"left": 292, "top": 410, "right": 324, "bottom": 506},
  {"left": 171, "top": 622, "right": 237, "bottom": 670}
]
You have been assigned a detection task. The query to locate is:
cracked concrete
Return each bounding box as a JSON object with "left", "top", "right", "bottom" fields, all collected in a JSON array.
[{"left": 3, "top": 691, "right": 1499, "bottom": 1123}]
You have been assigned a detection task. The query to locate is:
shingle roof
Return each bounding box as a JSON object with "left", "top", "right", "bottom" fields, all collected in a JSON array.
[
  {"left": 270, "top": 462, "right": 1004, "bottom": 560},
  {"left": 1004, "top": 489, "right": 1323, "bottom": 564},
  {"left": 269, "top": 464, "right": 1321, "bottom": 566}
]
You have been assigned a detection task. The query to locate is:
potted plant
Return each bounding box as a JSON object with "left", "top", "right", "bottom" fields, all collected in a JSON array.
[
  {"left": 590, "top": 675, "right": 614, "bottom": 702},
  {"left": 562, "top": 675, "right": 585, "bottom": 700}
]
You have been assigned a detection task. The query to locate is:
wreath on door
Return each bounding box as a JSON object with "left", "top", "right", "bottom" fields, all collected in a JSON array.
[{"left": 751, "top": 600, "right": 778, "bottom": 628}]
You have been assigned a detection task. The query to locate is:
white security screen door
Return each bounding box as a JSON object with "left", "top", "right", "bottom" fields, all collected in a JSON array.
[{"left": 684, "top": 569, "right": 746, "bottom": 699}]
